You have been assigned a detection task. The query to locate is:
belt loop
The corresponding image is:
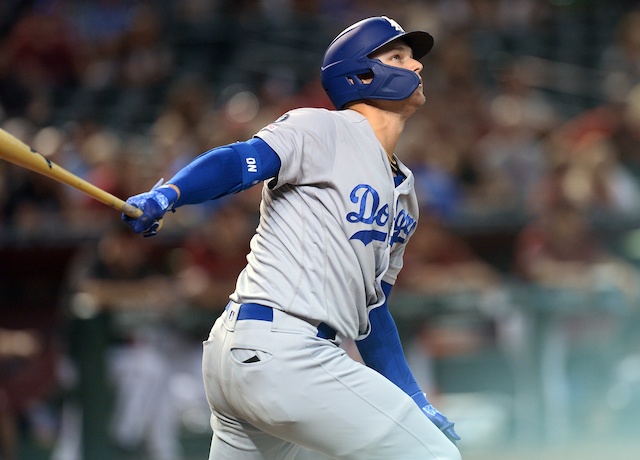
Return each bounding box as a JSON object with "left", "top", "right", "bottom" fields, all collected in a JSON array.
[{"left": 224, "top": 301, "right": 240, "bottom": 330}]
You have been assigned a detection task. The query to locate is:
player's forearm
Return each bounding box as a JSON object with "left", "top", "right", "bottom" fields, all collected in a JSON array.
[
  {"left": 356, "top": 281, "right": 422, "bottom": 398},
  {"left": 167, "top": 145, "right": 243, "bottom": 206},
  {"left": 357, "top": 283, "right": 460, "bottom": 443},
  {"left": 167, "top": 137, "right": 281, "bottom": 208},
  {"left": 122, "top": 138, "right": 280, "bottom": 236}
]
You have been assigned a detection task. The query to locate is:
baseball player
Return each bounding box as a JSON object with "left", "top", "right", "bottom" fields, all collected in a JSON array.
[{"left": 123, "top": 16, "right": 461, "bottom": 460}]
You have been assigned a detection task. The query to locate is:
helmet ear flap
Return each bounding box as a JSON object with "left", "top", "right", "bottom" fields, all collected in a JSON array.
[
  {"left": 322, "top": 59, "right": 421, "bottom": 109},
  {"left": 357, "top": 60, "right": 422, "bottom": 103},
  {"left": 351, "top": 70, "right": 374, "bottom": 85}
]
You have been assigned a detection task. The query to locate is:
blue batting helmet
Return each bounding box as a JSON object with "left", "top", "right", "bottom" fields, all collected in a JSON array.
[{"left": 321, "top": 16, "right": 434, "bottom": 109}]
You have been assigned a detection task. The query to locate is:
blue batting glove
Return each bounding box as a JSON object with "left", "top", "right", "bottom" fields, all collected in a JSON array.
[
  {"left": 122, "top": 182, "right": 178, "bottom": 237},
  {"left": 411, "top": 392, "right": 460, "bottom": 444},
  {"left": 420, "top": 402, "right": 460, "bottom": 444}
]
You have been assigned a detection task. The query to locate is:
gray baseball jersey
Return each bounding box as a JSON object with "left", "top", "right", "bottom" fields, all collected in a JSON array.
[
  {"left": 204, "top": 107, "right": 461, "bottom": 460},
  {"left": 230, "top": 107, "right": 419, "bottom": 340}
]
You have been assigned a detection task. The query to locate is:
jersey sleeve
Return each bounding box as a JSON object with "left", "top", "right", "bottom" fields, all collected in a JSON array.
[{"left": 254, "top": 108, "right": 338, "bottom": 188}]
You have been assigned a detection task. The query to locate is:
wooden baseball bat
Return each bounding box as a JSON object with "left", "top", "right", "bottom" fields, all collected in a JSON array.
[{"left": 0, "top": 127, "right": 142, "bottom": 218}]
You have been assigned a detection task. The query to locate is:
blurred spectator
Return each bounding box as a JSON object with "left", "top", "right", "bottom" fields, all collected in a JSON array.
[
  {"left": 0, "top": 172, "right": 66, "bottom": 459},
  {"left": 513, "top": 200, "right": 639, "bottom": 301},
  {"left": 0, "top": 71, "right": 31, "bottom": 121},
  {"left": 399, "top": 215, "right": 504, "bottom": 296},
  {"left": 66, "top": 224, "right": 199, "bottom": 460},
  {"left": 611, "top": 83, "right": 640, "bottom": 178},
  {"left": 151, "top": 73, "right": 216, "bottom": 162},
  {"left": 3, "top": 3, "right": 80, "bottom": 90},
  {"left": 0, "top": 328, "right": 60, "bottom": 460},
  {"left": 512, "top": 200, "right": 640, "bottom": 435},
  {"left": 174, "top": 200, "right": 255, "bottom": 315},
  {"left": 0, "top": 118, "right": 69, "bottom": 235},
  {"left": 1, "top": 2, "right": 82, "bottom": 125},
  {"left": 172, "top": 0, "right": 221, "bottom": 23},
  {"left": 398, "top": 114, "right": 465, "bottom": 219},
  {"left": 548, "top": 82, "right": 640, "bottom": 182},
  {"left": 418, "top": 31, "right": 502, "bottom": 215},
  {"left": 58, "top": 122, "right": 133, "bottom": 231},
  {"left": 69, "top": 0, "right": 136, "bottom": 90},
  {"left": 527, "top": 107, "right": 640, "bottom": 217},
  {"left": 396, "top": 214, "right": 511, "bottom": 394},
  {"left": 599, "top": 9, "right": 640, "bottom": 104},
  {"left": 473, "top": 57, "right": 558, "bottom": 212},
  {"left": 117, "top": 4, "right": 174, "bottom": 88},
  {"left": 432, "top": 0, "right": 549, "bottom": 37}
]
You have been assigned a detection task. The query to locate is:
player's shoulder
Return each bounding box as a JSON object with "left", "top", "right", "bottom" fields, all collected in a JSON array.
[
  {"left": 258, "top": 107, "right": 335, "bottom": 135},
  {"left": 257, "top": 107, "right": 369, "bottom": 142},
  {"left": 289, "top": 107, "right": 366, "bottom": 123},
  {"left": 281, "top": 107, "right": 336, "bottom": 123},
  {"left": 269, "top": 107, "right": 365, "bottom": 126}
]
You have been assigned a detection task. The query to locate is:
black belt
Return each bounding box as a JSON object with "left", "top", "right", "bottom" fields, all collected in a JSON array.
[{"left": 227, "top": 303, "right": 337, "bottom": 340}]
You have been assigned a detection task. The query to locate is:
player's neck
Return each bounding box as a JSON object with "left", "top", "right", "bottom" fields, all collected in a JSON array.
[{"left": 349, "top": 103, "right": 405, "bottom": 158}]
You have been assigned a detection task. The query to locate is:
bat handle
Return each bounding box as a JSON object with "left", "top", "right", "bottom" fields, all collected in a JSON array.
[{"left": 121, "top": 202, "right": 144, "bottom": 218}]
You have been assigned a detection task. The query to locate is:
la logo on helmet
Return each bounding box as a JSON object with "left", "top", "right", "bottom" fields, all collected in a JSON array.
[{"left": 382, "top": 16, "right": 405, "bottom": 33}]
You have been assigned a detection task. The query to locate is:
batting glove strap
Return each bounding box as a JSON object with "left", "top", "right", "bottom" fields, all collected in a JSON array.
[{"left": 154, "top": 185, "right": 179, "bottom": 211}]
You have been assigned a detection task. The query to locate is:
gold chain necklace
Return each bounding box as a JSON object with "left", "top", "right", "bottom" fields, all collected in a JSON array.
[{"left": 388, "top": 154, "right": 399, "bottom": 175}]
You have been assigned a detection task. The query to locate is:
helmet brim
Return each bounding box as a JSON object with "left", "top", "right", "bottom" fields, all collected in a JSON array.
[
  {"left": 369, "top": 31, "right": 434, "bottom": 61},
  {"left": 403, "top": 31, "right": 435, "bottom": 60}
]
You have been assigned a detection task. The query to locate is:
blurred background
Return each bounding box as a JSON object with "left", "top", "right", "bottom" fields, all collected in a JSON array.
[{"left": 1, "top": 0, "right": 640, "bottom": 459}]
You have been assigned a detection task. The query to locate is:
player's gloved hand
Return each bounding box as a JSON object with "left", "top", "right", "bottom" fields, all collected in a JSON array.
[
  {"left": 420, "top": 402, "right": 460, "bottom": 444},
  {"left": 122, "top": 180, "right": 178, "bottom": 237},
  {"left": 412, "top": 392, "right": 460, "bottom": 445}
]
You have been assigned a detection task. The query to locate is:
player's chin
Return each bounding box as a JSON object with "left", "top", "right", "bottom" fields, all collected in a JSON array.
[{"left": 408, "top": 88, "right": 426, "bottom": 108}]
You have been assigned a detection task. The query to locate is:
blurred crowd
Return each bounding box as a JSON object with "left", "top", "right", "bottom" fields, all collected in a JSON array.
[{"left": 2, "top": 0, "right": 640, "bottom": 459}]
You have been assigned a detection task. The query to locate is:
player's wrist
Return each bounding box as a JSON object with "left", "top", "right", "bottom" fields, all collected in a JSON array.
[
  {"left": 410, "top": 391, "right": 430, "bottom": 408},
  {"left": 155, "top": 185, "right": 179, "bottom": 211},
  {"left": 163, "top": 183, "right": 181, "bottom": 201}
]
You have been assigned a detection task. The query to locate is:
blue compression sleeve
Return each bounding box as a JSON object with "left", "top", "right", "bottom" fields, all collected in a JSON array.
[
  {"left": 168, "top": 137, "right": 281, "bottom": 207},
  {"left": 356, "top": 281, "right": 430, "bottom": 407}
]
